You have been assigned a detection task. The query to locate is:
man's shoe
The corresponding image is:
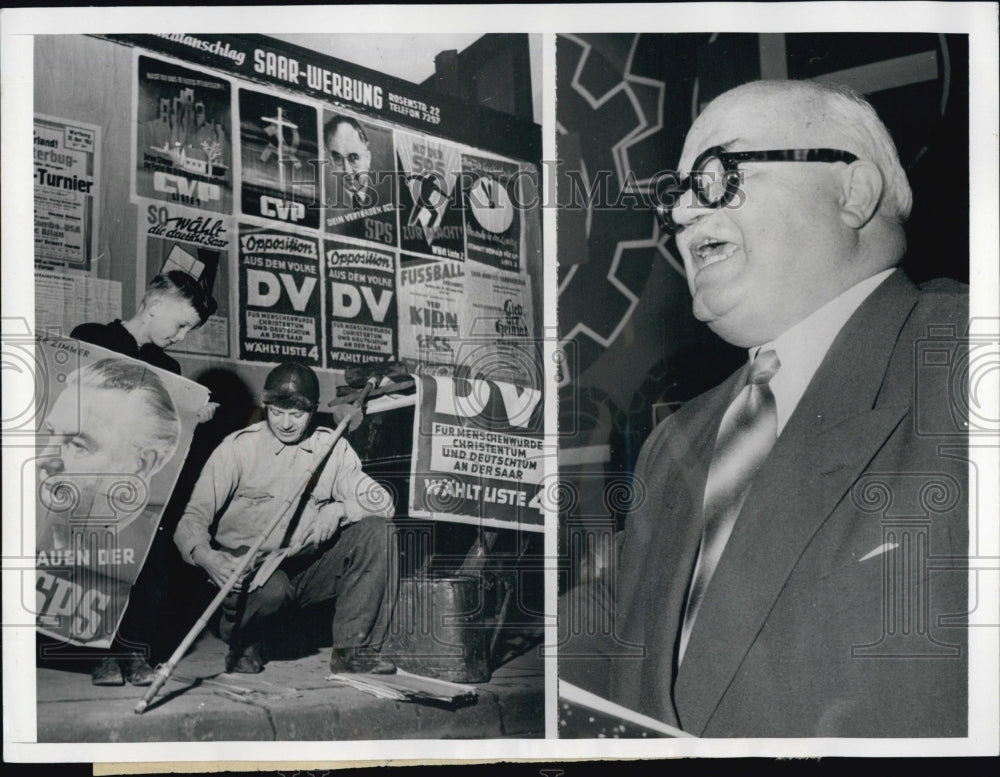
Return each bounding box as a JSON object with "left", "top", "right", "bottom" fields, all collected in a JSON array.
[
  {"left": 225, "top": 642, "right": 264, "bottom": 674},
  {"left": 91, "top": 656, "right": 124, "bottom": 686},
  {"left": 330, "top": 646, "right": 396, "bottom": 674},
  {"left": 121, "top": 654, "right": 157, "bottom": 686}
]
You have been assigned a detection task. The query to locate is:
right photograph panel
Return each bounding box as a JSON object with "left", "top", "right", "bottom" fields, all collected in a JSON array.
[{"left": 556, "top": 32, "right": 970, "bottom": 739}]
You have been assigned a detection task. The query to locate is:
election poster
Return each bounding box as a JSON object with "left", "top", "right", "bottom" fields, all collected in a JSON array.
[
  {"left": 325, "top": 239, "right": 397, "bottom": 368},
  {"left": 396, "top": 132, "right": 466, "bottom": 261},
  {"left": 396, "top": 255, "right": 466, "bottom": 373},
  {"left": 322, "top": 111, "right": 397, "bottom": 246},
  {"left": 461, "top": 153, "right": 522, "bottom": 273},
  {"left": 133, "top": 55, "right": 233, "bottom": 214},
  {"left": 238, "top": 225, "right": 322, "bottom": 365},
  {"left": 238, "top": 88, "right": 320, "bottom": 230},
  {"left": 409, "top": 375, "right": 544, "bottom": 530},
  {"left": 455, "top": 266, "right": 538, "bottom": 388},
  {"left": 139, "top": 200, "right": 232, "bottom": 357},
  {"left": 34, "top": 115, "right": 101, "bottom": 269},
  {"left": 34, "top": 335, "right": 208, "bottom": 648}
]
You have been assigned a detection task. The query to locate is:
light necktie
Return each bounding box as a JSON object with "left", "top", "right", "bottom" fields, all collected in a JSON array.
[{"left": 677, "top": 349, "right": 781, "bottom": 665}]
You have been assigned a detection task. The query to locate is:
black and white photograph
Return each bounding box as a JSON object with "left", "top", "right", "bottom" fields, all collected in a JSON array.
[
  {"left": 556, "top": 30, "right": 978, "bottom": 739},
  {"left": 5, "top": 20, "right": 547, "bottom": 755},
  {"left": 2, "top": 1, "right": 998, "bottom": 769}
]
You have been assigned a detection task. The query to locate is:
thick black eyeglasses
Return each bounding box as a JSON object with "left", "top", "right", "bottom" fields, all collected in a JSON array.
[{"left": 654, "top": 146, "right": 859, "bottom": 234}]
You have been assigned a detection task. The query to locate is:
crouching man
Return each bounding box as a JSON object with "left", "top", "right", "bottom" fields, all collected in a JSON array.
[{"left": 174, "top": 361, "right": 396, "bottom": 674}]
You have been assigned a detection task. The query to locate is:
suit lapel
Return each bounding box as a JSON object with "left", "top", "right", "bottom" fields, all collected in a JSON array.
[{"left": 672, "top": 272, "right": 920, "bottom": 734}]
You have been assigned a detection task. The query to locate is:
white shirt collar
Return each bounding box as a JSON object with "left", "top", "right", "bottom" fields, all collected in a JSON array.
[{"left": 752, "top": 268, "right": 895, "bottom": 436}]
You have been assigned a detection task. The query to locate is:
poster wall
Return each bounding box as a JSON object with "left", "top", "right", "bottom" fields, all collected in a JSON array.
[
  {"left": 61, "top": 39, "right": 539, "bottom": 387},
  {"left": 396, "top": 132, "right": 466, "bottom": 261},
  {"left": 104, "top": 33, "right": 543, "bottom": 162},
  {"left": 238, "top": 88, "right": 319, "bottom": 230},
  {"left": 133, "top": 55, "right": 233, "bottom": 214},
  {"left": 34, "top": 336, "right": 208, "bottom": 647},
  {"left": 322, "top": 111, "right": 397, "bottom": 246},
  {"left": 34, "top": 114, "right": 101, "bottom": 269},
  {"left": 238, "top": 225, "right": 322, "bottom": 365},
  {"left": 139, "top": 200, "right": 232, "bottom": 357},
  {"left": 325, "top": 239, "right": 397, "bottom": 368},
  {"left": 409, "top": 375, "right": 544, "bottom": 530}
]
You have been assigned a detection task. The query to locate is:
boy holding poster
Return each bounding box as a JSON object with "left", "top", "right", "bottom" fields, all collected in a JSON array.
[{"left": 68, "top": 270, "right": 217, "bottom": 685}]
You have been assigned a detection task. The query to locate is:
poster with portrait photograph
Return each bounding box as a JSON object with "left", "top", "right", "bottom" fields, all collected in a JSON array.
[
  {"left": 238, "top": 88, "right": 319, "bottom": 230},
  {"left": 238, "top": 224, "right": 322, "bottom": 365},
  {"left": 395, "top": 132, "right": 466, "bottom": 261},
  {"left": 325, "top": 239, "right": 397, "bottom": 368},
  {"left": 322, "top": 111, "right": 397, "bottom": 246},
  {"left": 133, "top": 55, "right": 233, "bottom": 214},
  {"left": 34, "top": 335, "right": 208, "bottom": 648},
  {"left": 139, "top": 200, "right": 232, "bottom": 357},
  {"left": 460, "top": 153, "right": 522, "bottom": 273}
]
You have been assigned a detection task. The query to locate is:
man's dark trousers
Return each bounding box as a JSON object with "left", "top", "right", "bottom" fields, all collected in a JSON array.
[{"left": 221, "top": 516, "right": 392, "bottom": 650}]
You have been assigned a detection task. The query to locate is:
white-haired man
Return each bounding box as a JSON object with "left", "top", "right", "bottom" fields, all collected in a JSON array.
[
  {"left": 561, "top": 80, "right": 968, "bottom": 737},
  {"left": 37, "top": 357, "right": 181, "bottom": 550}
]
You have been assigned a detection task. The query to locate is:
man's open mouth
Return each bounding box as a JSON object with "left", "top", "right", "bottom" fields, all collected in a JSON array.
[{"left": 695, "top": 238, "right": 740, "bottom": 269}]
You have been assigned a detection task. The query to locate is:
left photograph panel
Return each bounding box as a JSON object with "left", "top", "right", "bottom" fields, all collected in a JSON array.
[{"left": 16, "top": 31, "right": 546, "bottom": 744}]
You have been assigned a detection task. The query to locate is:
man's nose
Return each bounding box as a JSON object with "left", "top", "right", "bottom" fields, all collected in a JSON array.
[
  {"left": 37, "top": 452, "right": 64, "bottom": 477},
  {"left": 669, "top": 185, "right": 704, "bottom": 231}
]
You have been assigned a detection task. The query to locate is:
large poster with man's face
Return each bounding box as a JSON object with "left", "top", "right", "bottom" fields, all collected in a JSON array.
[
  {"left": 322, "top": 111, "right": 397, "bottom": 246},
  {"left": 33, "top": 335, "right": 208, "bottom": 647}
]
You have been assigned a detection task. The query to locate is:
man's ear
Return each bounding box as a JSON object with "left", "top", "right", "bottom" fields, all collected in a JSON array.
[
  {"left": 135, "top": 448, "right": 161, "bottom": 479},
  {"left": 144, "top": 295, "right": 163, "bottom": 317},
  {"left": 839, "top": 160, "right": 884, "bottom": 229}
]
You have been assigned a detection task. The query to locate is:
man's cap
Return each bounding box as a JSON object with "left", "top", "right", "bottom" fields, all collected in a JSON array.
[{"left": 262, "top": 362, "right": 319, "bottom": 411}]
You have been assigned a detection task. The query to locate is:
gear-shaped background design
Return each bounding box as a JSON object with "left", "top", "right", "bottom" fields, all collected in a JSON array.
[{"left": 556, "top": 33, "right": 677, "bottom": 382}]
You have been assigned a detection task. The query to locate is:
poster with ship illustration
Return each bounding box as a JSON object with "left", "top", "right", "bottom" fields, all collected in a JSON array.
[{"left": 134, "top": 55, "right": 233, "bottom": 214}]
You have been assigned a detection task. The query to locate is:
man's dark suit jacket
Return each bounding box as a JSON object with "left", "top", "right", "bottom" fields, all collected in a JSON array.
[{"left": 561, "top": 271, "right": 969, "bottom": 737}]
